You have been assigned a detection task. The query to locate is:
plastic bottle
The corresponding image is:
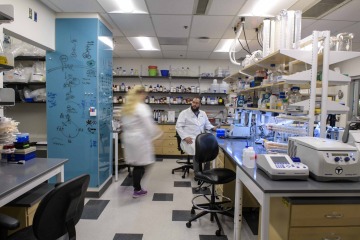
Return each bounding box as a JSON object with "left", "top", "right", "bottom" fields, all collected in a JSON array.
[
  {"left": 120, "top": 83, "right": 126, "bottom": 92},
  {"left": 269, "top": 94, "right": 278, "bottom": 109},
  {"left": 201, "top": 96, "right": 206, "bottom": 105},
  {"left": 130, "top": 68, "right": 134, "bottom": 75},
  {"left": 210, "top": 79, "right": 220, "bottom": 93},
  {"left": 242, "top": 146, "right": 256, "bottom": 168}
]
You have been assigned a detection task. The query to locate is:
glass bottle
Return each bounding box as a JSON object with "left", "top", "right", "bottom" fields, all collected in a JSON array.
[{"left": 288, "top": 87, "right": 302, "bottom": 104}]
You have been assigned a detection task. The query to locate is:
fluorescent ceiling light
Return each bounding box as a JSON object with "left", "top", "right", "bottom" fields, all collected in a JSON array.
[
  {"left": 97, "top": 0, "right": 148, "bottom": 14},
  {"left": 99, "top": 36, "right": 114, "bottom": 50},
  {"left": 238, "top": 0, "right": 298, "bottom": 17},
  {"left": 214, "top": 39, "right": 244, "bottom": 52},
  {"left": 127, "top": 37, "right": 160, "bottom": 51}
]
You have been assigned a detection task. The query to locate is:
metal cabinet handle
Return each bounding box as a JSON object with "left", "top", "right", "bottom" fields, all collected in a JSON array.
[{"left": 324, "top": 213, "right": 343, "bottom": 219}]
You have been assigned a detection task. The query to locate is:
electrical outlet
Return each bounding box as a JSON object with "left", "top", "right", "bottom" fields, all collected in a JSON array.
[{"left": 29, "top": 8, "right": 32, "bottom": 19}]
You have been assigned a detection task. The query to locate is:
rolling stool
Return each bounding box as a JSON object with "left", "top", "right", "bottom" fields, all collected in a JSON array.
[{"left": 171, "top": 131, "right": 193, "bottom": 178}]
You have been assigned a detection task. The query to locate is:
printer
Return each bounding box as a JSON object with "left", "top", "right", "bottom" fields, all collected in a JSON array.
[{"left": 288, "top": 137, "right": 360, "bottom": 182}]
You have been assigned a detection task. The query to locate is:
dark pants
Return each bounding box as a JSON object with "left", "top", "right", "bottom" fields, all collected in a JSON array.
[{"left": 133, "top": 166, "right": 145, "bottom": 191}]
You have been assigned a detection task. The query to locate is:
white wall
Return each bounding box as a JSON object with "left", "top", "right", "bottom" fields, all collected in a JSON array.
[{"left": 0, "top": 0, "right": 56, "bottom": 50}]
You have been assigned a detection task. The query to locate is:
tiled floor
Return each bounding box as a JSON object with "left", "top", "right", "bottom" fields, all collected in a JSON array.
[{"left": 77, "top": 158, "right": 257, "bottom": 240}]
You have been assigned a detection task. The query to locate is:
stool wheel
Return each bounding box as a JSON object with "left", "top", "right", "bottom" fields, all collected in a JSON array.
[
  {"left": 216, "top": 230, "right": 222, "bottom": 236},
  {"left": 186, "top": 222, "right": 191, "bottom": 228}
]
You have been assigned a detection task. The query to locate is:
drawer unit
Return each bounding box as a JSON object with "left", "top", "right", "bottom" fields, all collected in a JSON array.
[
  {"left": 289, "top": 226, "right": 360, "bottom": 240},
  {"left": 270, "top": 197, "right": 360, "bottom": 240},
  {"left": 156, "top": 124, "right": 182, "bottom": 156},
  {"left": 161, "top": 125, "right": 176, "bottom": 133}
]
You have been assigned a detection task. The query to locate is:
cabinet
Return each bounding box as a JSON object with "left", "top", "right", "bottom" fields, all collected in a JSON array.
[
  {"left": 154, "top": 124, "right": 182, "bottom": 156},
  {"left": 0, "top": 183, "right": 54, "bottom": 235},
  {"left": 231, "top": 31, "right": 360, "bottom": 137},
  {"left": 215, "top": 148, "right": 259, "bottom": 208},
  {"left": 270, "top": 197, "right": 360, "bottom": 240}
]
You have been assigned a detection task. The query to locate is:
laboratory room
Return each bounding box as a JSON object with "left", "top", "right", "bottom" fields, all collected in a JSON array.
[{"left": 2, "top": 0, "right": 360, "bottom": 240}]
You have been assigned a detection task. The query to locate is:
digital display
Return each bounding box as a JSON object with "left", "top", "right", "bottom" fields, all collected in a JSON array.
[
  {"left": 332, "top": 153, "right": 348, "bottom": 156},
  {"left": 270, "top": 156, "right": 289, "bottom": 164}
]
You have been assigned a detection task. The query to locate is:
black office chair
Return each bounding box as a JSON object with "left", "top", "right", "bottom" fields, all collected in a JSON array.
[
  {"left": 186, "top": 133, "right": 236, "bottom": 236},
  {"left": 0, "top": 174, "right": 90, "bottom": 240},
  {"left": 171, "top": 131, "right": 193, "bottom": 178}
]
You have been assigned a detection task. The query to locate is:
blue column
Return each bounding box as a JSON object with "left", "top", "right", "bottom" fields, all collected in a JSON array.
[{"left": 46, "top": 18, "right": 113, "bottom": 188}]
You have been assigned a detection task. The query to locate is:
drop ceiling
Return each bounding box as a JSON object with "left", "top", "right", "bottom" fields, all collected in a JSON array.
[{"left": 39, "top": 0, "right": 360, "bottom": 60}]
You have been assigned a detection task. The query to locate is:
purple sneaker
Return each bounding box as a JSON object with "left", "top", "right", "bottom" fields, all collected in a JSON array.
[{"left": 133, "top": 189, "right": 148, "bottom": 198}]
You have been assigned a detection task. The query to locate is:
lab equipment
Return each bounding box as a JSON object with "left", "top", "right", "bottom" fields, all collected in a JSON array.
[
  {"left": 288, "top": 137, "right": 360, "bottom": 182},
  {"left": 228, "top": 111, "right": 252, "bottom": 138},
  {"left": 256, "top": 154, "right": 309, "bottom": 180}
]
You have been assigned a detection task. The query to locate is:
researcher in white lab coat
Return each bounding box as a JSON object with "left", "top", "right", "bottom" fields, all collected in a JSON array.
[
  {"left": 176, "top": 97, "right": 216, "bottom": 172},
  {"left": 121, "top": 85, "right": 162, "bottom": 198}
]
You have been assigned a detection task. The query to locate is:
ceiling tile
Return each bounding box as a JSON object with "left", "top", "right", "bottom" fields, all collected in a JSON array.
[
  {"left": 100, "top": 13, "right": 124, "bottom": 36},
  {"left": 302, "top": 20, "right": 356, "bottom": 38},
  {"left": 352, "top": 42, "right": 360, "bottom": 51},
  {"left": 97, "top": 0, "right": 148, "bottom": 14},
  {"left": 190, "top": 16, "right": 233, "bottom": 38},
  {"left": 47, "top": 0, "right": 105, "bottom": 12},
  {"left": 188, "top": 38, "right": 220, "bottom": 51},
  {"left": 186, "top": 51, "right": 211, "bottom": 59},
  {"left": 162, "top": 51, "right": 187, "bottom": 59},
  {"left": 109, "top": 14, "right": 156, "bottom": 37},
  {"left": 138, "top": 51, "right": 163, "bottom": 58},
  {"left": 209, "top": 52, "right": 230, "bottom": 60},
  {"left": 323, "top": 1, "right": 360, "bottom": 21},
  {"left": 147, "top": 0, "right": 195, "bottom": 14},
  {"left": 302, "top": 19, "right": 316, "bottom": 29},
  {"left": 208, "top": 0, "right": 246, "bottom": 16},
  {"left": 335, "top": 22, "right": 360, "bottom": 42},
  {"left": 115, "top": 50, "right": 141, "bottom": 58},
  {"left": 161, "top": 45, "right": 188, "bottom": 51},
  {"left": 152, "top": 15, "right": 192, "bottom": 38}
]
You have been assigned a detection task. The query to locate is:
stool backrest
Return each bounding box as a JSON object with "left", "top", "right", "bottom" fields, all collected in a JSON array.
[{"left": 195, "top": 133, "right": 219, "bottom": 169}]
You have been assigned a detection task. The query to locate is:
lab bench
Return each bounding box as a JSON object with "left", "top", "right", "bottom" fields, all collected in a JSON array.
[{"left": 216, "top": 137, "right": 360, "bottom": 240}]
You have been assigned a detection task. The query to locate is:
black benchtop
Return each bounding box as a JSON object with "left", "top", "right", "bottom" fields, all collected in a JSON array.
[{"left": 217, "top": 137, "right": 360, "bottom": 194}]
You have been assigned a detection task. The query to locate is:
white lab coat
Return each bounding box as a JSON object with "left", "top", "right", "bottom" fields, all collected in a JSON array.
[
  {"left": 121, "top": 103, "right": 162, "bottom": 166},
  {"left": 176, "top": 107, "right": 214, "bottom": 155}
]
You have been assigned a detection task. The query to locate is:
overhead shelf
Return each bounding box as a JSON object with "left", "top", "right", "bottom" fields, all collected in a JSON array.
[
  {"left": 240, "top": 49, "right": 312, "bottom": 76},
  {"left": 15, "top": 56, "right": 46, "bottom": 61},
  {"left": 290, "top": 99, "right": 349, "bottom": 114},
  {"left": 0, "top": 63, "right": 13, "bottom": 71},
  {"left": 243, "top": 107, "right": 285, "bottom": 114}
]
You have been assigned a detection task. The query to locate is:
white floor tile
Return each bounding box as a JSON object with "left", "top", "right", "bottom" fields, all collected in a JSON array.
[{"left": 77, "top": 159, "right": 257, "bottom": 240}]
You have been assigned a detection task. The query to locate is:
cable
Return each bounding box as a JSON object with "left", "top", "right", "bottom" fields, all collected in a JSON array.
[
  {"left": 238, "top": 38, "right": 251, "bottom": 55},
  {"left": 256, "top": 28, "right": 263, "bottom": 48},
  {"left": 228, "top": 20, "right": 244, "bottom": 66},
  {"left": 242, "top": 22, "right": 251, "bottom": 53}
]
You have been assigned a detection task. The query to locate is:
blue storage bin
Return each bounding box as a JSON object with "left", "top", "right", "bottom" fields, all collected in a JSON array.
[
  {"left": 216, "top": 128, "right": 226, "bottom": 138},
  {"left": 14, "top": 133, "right": 29, "bottom": 143}
]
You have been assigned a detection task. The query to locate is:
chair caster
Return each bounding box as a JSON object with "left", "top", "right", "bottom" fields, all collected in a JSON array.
[
  {"left": 186, "top": 222, "right": 191, "bottom": 228},
  {"left": 216, "top": 229, "right": 222, "bottom": 236},
  {"left": 182, "top": 175, "right": 185, "bottom": 179},
  {"left": 172, "top": 170, "right": 174, "bottom": 174},
  {"left": 191, "top": 208, "right": 195, "bottom": 214}
]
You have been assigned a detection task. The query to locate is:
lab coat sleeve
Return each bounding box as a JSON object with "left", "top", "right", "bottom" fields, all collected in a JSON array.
[
  {"left": 138, "top": 104, "right": 162, "bottom": 140},
  {"left": 175, "top": 111, "right": 187, "bottom": 140},
  {"left": 203, "top": 112, "right": 215, "bottom": 131}
]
